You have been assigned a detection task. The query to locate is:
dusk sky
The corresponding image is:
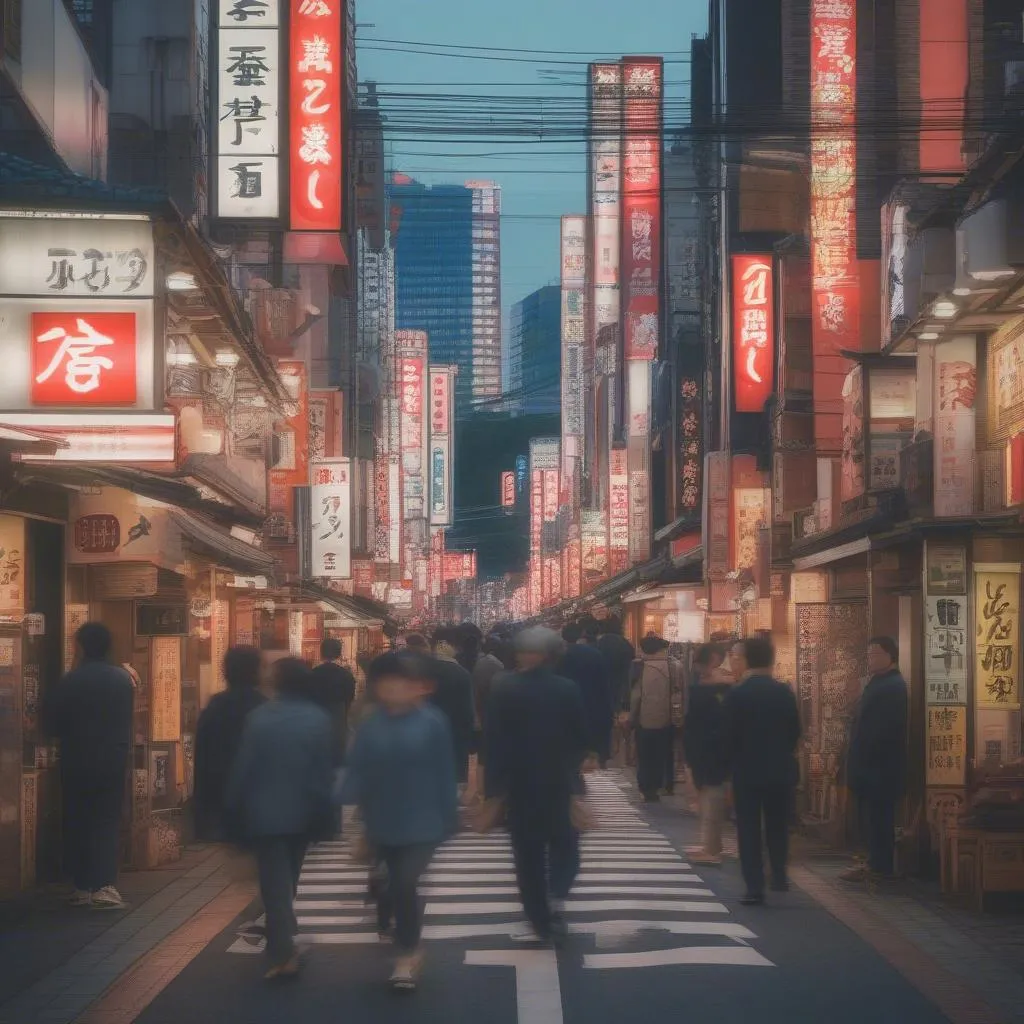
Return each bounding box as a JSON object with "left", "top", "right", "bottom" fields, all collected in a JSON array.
[{"left": 356, "top": 0, "right": 707, "bottom": 319}]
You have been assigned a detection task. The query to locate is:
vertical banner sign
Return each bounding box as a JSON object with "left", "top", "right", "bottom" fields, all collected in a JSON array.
[
  {"left": 530, "top": 471, "right": 543, "bottom": 614},
  {"left": 927, "top": 706, "right": 967, "bottom": 787},
  {"left": 621, "top": 58, "right": 663, "bottom": 362},
  {"left": 269, "top": 360, "right": 308, "bottom": 530},
  {"left": 561, "top": 214, "right": 587, "bottom": 527},
  {"left": 609, "top": 448, "right": 630, "bottom": 574},
  {"left": 396, "top": 331, "right": 427, "bottom": 521},
  {"left": 810, "top": 0, "right": 859, "bottom": 443},
  {"left": 975, "top": 567, "right": 1021, "bottom": 710},
  {"left": 731, "top": 255, "right": 775, "bottom": 413},
  {"left": 704, "top": 451, "right": 731, "bottom": 578},
  {"left": 678, "top": 346, "right": 703, "bottom": 515},
  {"left": 217, "top": 0, "right": 281, "bottom": 219},
  {"left": 934, "top": 337, "right": 977, "bottom": 517},
  {"left": 289, "top": 0, "right": 343, "bottom": 230},
  {"left": 429, "top": 366, "right": 454, "bottom": 526},
  {"left": 500, "top": 471, "right": 516, "bottom": 509},
  {"left": 310, "top": 458, "right": 351, "bottom": 578}
]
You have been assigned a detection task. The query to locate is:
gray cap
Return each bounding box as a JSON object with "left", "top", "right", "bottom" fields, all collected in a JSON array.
[{"left": 514, "top": 626, "right": 564, "bottom": 659}]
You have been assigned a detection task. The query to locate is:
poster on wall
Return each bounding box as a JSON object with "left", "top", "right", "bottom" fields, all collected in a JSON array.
[
  {"left": 926, "top": 544, "right": 967, "bottom": 596},
  {"left": 926, "top": 706, "right": 967, "bottom": 786},
  {"left": 975, "top": 567, "right": 1021, "bottom": 709},
  {"left": 150, "top": 637, "right": 182, "bottom": 742},
  {"left": 0, "top": 516, "right": 24, "bottom": 618},
  {"left": 934, "top": 338, "right": 977, "bottom": 517},
  {"left": 924, "top": 596, "right": 967, "bottom": 704},
  {"left": 310, "top": 458, "right": 351, "bottom": 578}
]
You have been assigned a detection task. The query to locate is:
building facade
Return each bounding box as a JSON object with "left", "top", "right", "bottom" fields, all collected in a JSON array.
[
  {"left": 468, "top": 181, "right": 503, "bottom": 406},
  {"left": 509, "top": 285, "right": 561, "bottom": 416}
]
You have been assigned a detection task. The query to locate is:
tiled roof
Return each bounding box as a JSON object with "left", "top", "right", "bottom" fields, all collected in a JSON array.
[{"left": 0, "top": 152, "right": 166, "bottom": 205}]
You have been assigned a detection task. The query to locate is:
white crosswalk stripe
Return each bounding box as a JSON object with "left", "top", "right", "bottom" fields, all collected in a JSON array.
[{"left": 226, "top": 770, "right": 774, "bottom": 969}]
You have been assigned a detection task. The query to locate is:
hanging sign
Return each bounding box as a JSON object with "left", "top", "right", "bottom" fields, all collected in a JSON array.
[{"left": 731, "top": 255, "right": 775, "bottom": 413}]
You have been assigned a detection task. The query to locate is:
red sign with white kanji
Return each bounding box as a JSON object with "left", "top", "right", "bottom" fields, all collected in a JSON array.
[
  {"left": 731, "top": 255, "right": 775, "bottom": 413},
  {"left": 31, "top": 312, "right": 137, "bottom": 406}
]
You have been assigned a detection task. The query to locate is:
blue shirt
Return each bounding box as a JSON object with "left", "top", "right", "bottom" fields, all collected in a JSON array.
[{"left": 343, "top": 704, "right": 458, "bottom": 847}]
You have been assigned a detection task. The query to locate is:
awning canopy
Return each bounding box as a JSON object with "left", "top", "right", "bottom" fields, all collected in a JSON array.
[
  {"left": 298, "top": 582, "right": 395, "bottom": 631},
  {"left": 170, "top": 511, "right": 277, "bottom": 576}
]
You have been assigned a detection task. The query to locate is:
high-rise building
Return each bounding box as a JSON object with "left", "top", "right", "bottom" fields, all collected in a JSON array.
[
  {"left": 387, "top": 176, "right": 475, "bottom": 414},
  {"left": 509, "top": 286, "right": 561, "bottom": 416},
  {"left": 467, "top": 181, "right": 503, "bottom": 405}
]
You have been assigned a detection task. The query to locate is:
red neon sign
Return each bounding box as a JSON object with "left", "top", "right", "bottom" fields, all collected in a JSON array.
[
  {"left": 290, "top": 0, "right": 343, "bottom": 231},
  {"left": 731, "top": 255, "right": 775, "bottom": 413}
]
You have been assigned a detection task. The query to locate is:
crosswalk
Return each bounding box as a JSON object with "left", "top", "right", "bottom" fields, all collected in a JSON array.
[{"left": 227, "top": 771, "right": 773, "bottom": 969}]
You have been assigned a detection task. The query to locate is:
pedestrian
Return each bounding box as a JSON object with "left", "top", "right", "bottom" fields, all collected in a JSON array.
[
  {"left": 725, "top": 636, "right": 801, "bottom": 905},
  {"left": 308, "top": 637, "right": 357, "bottom": 764},
  {"left": 727, "top": 638, "right": 747, "bottom": 681},
  {"left": 472, "top": 631, "right": 509, "bottom": 751},
  {"left": 193, "top": 645, "right": 265, "bottom": 842},
  {"left": 403, "top": 633, "right": 429, "bottom": 654},
  {"left": 682, "top": 643, "right": 734, "bottom": 865},
  {"left": 596, "top": 615, "right": 636, "bottom": 711},
  {"left": 485, "top": 627, "right": 588, "bottom": 944},
  {"left": 226, "top": 657, "right": 335, "bottom": 980},
  {"left": 343, "top": 651, "right": 458, "bottom": 991},
  {"left": 558, "top": 621, "right": 614, "bottom": 768},
  {"left": 630, "top": 633, "right": 681, "bottom": 802},
  {"left": 428, "top": 626, "right": 476, "bottom": 786},
  {"left": 842, "top": 636, "right": 909, "bottom": 882},
  {"left": 455, "top": 622, "right": 483, "bottom": 673},
  {"left": 44, "top": 622, "right": 134, "bottom": 911}
]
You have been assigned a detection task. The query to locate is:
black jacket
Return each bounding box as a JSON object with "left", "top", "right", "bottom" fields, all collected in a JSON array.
[
  {"left": 193, "top": 685, "right": 265, "bottom": 841},
  {"left": 847, "top": 668, "right": 908, "bottom": 798},
  {"left": 44, "top": 659, "right": 134, "bottom": 784},
  {"left": 683, "top": 681, "right": 732, "bottom": 787},
  {"left": 725, "top": 674, "right": 801, "bottom": 788},
  {"left": 485, "top": 667, "right": 588, "bottom": 822},
  {"left": 557, "top": 642, "right": 614, "bottom": 762},
  {"left": 597, "top": 633, "right": 636, "bottom": 710},
  {"left": 428, "top": 656, "right": 476, "bottom": 782},
  {"left": 308, "top": 661, "right": 357, "bottom": 764}
]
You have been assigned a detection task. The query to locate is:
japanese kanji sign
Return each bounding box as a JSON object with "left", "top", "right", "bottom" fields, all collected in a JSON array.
[
  {"left": 310, "top": 458, "right": 351, "bottom": 578},
  {"left": 609, "top": 447, "right": 629, "bottom": 574},
  {"left": 926, "top": 706, "right": 966, "bottom": 786},
  {"left": 731, "top": 255, "right": 775, "bottom": 413},
  {"left": 289, "top": 0, "right": 343, "bottom": 230},
  {"left": 501, "top": 471, "right": 515, "bottom": 509},
  {"left": 429, "top": 366, "right": 454, "bottom": 527},
  {"left": 31, "top": 312, "right": 137, "bottom": 406},
  {"left": 935, "top": 337, "right": 977, "bottom": 517},
  {"left": 621, "top": 58, "right": 662, "bottom": 362},
  {"left": 217, "top": 0, "right": 281, "bottom": 219},
  {"left": 975, "top": 568, "right": 1020, "bottom": 710}
]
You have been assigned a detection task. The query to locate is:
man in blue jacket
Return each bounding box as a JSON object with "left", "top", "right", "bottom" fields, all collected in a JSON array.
[
  {"left": 842, "top": 636, "right": 908, "bottom": 881},
  {"left": 725, "top": 635, "right": 801, "bottom": 905},
  {"left": 558, "top": 621, "right": 614, "bottom": 767}
]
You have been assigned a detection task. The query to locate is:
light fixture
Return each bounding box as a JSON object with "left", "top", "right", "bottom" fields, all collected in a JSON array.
[
  {"left": 166, "top": 350, "right": 198, "bottom": 367},
  {"left": 918, "top": 331, "right": 940, "bottom": 340},
  {"left": 165, "top": 271, "right": 199, "bottom": 291},
  {"left": 933, "top": 299, "right": 957, "bottom": 319},
  {"left": 214, "top": 349, "right": 241, "bottom": 368}
]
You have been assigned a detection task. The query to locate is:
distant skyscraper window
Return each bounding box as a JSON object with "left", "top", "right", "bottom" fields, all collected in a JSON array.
[
  {"left": 509, "top": 285, "right": 561, "bottom": 416},
  {"left": 72, "top": 0, "right": 94, "bottom": 25}
]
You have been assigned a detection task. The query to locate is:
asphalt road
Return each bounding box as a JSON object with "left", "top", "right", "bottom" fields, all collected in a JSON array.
[{"left": 135, "top": 773, "right": 949, "bottom": 1024}]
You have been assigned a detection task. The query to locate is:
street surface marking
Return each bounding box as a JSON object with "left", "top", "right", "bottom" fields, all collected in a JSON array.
[
  {"left": 583, "top": 947, "right": 774, "bottom": 969},
  {"left": 426, "top": 899, "right": 729, "bottom": 916},
  {"left": 465, "top": 949, "right": 564, "bottom": 1024}
]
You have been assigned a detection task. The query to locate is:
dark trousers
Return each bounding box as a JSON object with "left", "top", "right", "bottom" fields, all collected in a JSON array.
[
  {"left": 636, "top": 726, "right": 673, "bottom": 797},
  {"left": 375, "top": 843, "right": 436, "bottom": 953},
  {"left": 861, "top": 791, "right": 897, "bottom": 876},
  {"left": 734, "top": 782, "right": 791, "bottom": 896},
  {"left": 508, "top": 803, "right": 579, "bottom": 937},
  {"left": 255, "top": 835, "right": 308, "bottom": 964},
  {"left": 63, "top": 774, "right": 124, "bottom": 893}
]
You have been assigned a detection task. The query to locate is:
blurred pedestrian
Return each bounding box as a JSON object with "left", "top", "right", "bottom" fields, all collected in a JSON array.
[
  {"left": 472, "top": 631, "right": 509, "bottom": 750},
  {"left": 227, "top": 658, "right": 335, "bottom": 980},
  {"left": 559, "top": 621, "right": 614, "bottom": 767},
  {"left": 725, "top": 636, "right": 801, "bottom": 905},
  {"left": 596, "top": 615, "right": 636, "bottom": 711},
  {"left": 428, "top": 627, "right": 476, "bottom": 785},
  {"left": 44, "top": 622, "right": 133, "bottom": 911},
  {"left": 630, "top": 634, "right": 681, "bottom": 802},
  {"left": 343, "top": 651, "right": 457, "bottom": 991},
  {"left": 842, "top": 636, "right": 908, "bottom": 882},
  {"left": 194, "top": 646, "right": 265, "bottom": 842},
  {"left": 455, "top": 622, "right": 483, "bottom": 673},
  {"left": 485, "top": 627, "right": 588, "bottom": 944},
  {"left": 308, "top": 637, "right": 357, "bottom": 764},
  {"left": 682, "top": 643, "right": 733, "bottom": 865},
  {"left": 403, "top": 633, "right": 429, "bottom": 654},
  {"left": 727, "top": 638, "right": 747, "bottom": 681}
]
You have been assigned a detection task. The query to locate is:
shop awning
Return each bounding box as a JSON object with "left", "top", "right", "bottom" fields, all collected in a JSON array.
[
  {"left": 0, "top": 425, "right": 66, "bottom": 458},
  {"left": 298, "top": 582, "right": 395, "bottom": 631},
  {"left": 170, "top": 511, "right": 277, "bottom": 576}
]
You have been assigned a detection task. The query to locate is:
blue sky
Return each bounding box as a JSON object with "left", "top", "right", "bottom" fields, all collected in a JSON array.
[{"left": 355, "top": 0, "right": 707, "bottom": 316}]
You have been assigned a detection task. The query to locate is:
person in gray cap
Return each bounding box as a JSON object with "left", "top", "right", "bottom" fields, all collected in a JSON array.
[{"left": 484, "top": 626, "right": 588, "bottom": 943}]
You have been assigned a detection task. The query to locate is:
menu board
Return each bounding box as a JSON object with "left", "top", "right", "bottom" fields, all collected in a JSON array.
[
  {"left": 927, "top": 706, "right": 967, "bottom": 786},
  {"left": 150, "top": 637, "right": 182, "bottom": 742}
]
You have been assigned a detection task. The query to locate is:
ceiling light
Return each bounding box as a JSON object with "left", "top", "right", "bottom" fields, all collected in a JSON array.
[
  {"left": 918, "top": 331, "right": 940, "bottom": 340},
  {"left": 933, "top": 300, "right": 957, "bottom": 318},
  {"left": 167, "top": 350, "right": 198, "bottom": 367},
  {"left": 953, "top": 286, "right": 971, "bottom": 296},
  {"left": 215, "top": 350, "right": 241, "bottom": 368},
  {"left": 165, "top": 271, "right": 199, "bottom": 291}
]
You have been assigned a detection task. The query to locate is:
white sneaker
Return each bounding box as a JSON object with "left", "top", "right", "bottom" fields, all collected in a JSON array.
[
  {"left": 510, "top": 922, "right": 545, "bottom": 943},
  {"left": 90, "top": 886, "right": 127, "bottom": 911},
  {"left": 389, "top": 951, "right": 423, "bottom": 991},
  {"left": 66, "top": 889, "right": 92, "bottom": 907}
]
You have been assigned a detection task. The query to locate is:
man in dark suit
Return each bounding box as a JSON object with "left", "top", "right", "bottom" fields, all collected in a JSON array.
[
  {"left": 725, "top": 635, "right": 801, "bottom": 905},
  {"left": 485, "top": 627, "right": 588, "bottom": 943},
  {"left": 843, "top": 636, "right": 908, "bottom": 881},
  {"left": 558, "top": 621, "right": 614, "bottom": 767}
]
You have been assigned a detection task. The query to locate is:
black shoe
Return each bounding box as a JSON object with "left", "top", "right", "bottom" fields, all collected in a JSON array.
[
  {"left": 770, "top": 878, "right": 790, "bottom": 893},
  {"left": 739, "top": 892, "right": 765, "bottom": 906}
]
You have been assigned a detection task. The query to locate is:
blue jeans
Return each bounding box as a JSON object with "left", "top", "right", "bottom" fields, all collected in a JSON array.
[{"left": 255, "top": 835, "right": 308, "bottom": 965}]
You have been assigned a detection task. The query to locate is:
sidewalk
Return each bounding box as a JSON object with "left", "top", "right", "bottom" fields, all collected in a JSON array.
[{"left": 0, "top": 845, "right": 250, "bottom": 1024}]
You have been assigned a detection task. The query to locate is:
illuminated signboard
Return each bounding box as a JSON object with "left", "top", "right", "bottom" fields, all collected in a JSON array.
[
  {"left": 621, "top": 58, "right": 663, "bottom": 362},
  {"left": 501, "top": 471, "right": 515, "bottom": 508},
  {"left": 216, "top": 0, "right": 281, "bottom": 219},
  {"left": 810, "top": 0, "right": 858, "bottom": 436},
  {"left": 396, "top": 331, "right": 428, "bottom": 522},
  {"left": 289, "top": 0, "right": 344, "bottom": 230},
  {"left": 561, "top": 215, "right": 586, "bottom": 444},
  {"left": 609, "top": 447, "right": 629, "bottom": 574},
  {"left": 678, "top": 347, "right": 703, "bottom": 515},
  {"left": 428, "top": 366, "right": 454, "bottom": 526},
  {"left": 731, "top": 254, "right": 775, "bottom": 413},
  {"left": 310, "top": 457, "right": 350, "bottom": 578}
]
